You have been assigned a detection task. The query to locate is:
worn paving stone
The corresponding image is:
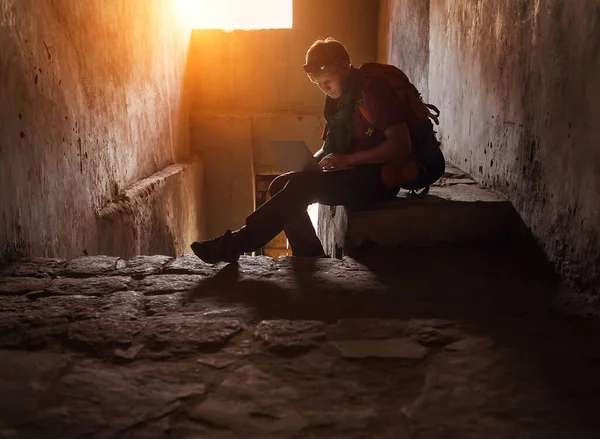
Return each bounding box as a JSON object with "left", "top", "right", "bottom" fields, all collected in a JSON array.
[
  {"left": 0, "top": 296, "right": 102, "bottom": 349},
  {"left": 196, "top": 355, "right": 238, "bottom": 369},
  {"left": 113, "top": 255, "right": 173, "bottom": 277},
  {"left": 0, "top": 296, "right": 31, "bottom": 313},
  {"left": 189, "top": 364, "right": 308, "bottom": 436},
  {"left": 285, "top": 349, "right": 427, "bottom": 430},
  {"left": 406, "top": 319, "right": 464, "bottom": 347},
  {"left": 25, "top": 295, "right": 101, "bottom": 320},
  {"left": 271, "top": 257, "right": 393, "bottom": 298},
  {"left": 237, "top": 255, "right": 277, "bottom": 277},
  {"left": 281, "top": 349, "right": 338, "bottom": 377},
  {"left": 0, "top": 277, "right": 52, "bottom": 296},
  {"left": 141, "top": 315, "right": 242, "bottom": 358},
  {"left": 17, "top": 360, "right": 206, "bottom": 439},
  {"left": 160, "top": 254, "right": 216, "bottom": 275},
  {"left": 220, "top": 337, "right": 254, "bottom": 358},
  {"left": 198, "top": 302, "right": 256, "bottom": 320},
  {"left": 327, "top": 319, "right": 407, "bottom": 340},
  {"left": 0, "top": 350, "right": 73, "bottom": 430},
  {"left": 275, "top": 256, "right": 339, "bottom": 271},
  {"left": 60, "top": 255, "right": 124, "bottom": 277},
  {"left": 0, "top": 257, "right": 67, "bottom": 278},
  {"left": 2, "top": 250, "right": 600, "bottom": 438},
  {"left": 143, "top": 293, "right": 252, "bottom": 319},
  {"left": 114, "top": 343, "right": 146, "bottom": 361},
  {"left": 402, "top": 337, "right": 581, "bottom": 439},
  {"left": 137, "top": 274, "right": 205, "bottom": 296},
  {"left": 142, "top": 294, "right": 256, "bottom": 325},
  {"left": 36, "top": 276, "right": 133, "bottom": 298},
  {"left": 64, "top": 292, "right": 146, "bottom": 354},
  {"left": 143, "top": 293, "right": 187, "bottom": 315},
  {"left": 67, "top": 318, "right": 145, "bottom": 353},
  {"left": 1, "top": 321, "right": 69, "bottom": 350},
  {"left": 254, "top": 320, "right": 326, "bottom": 355},
  {"left": 298, "top": 406, "right": 383, "bottom": 436},
  {"left": 0, "top": 315, "right": 30, "bottom": 348},
  {"left": 119, "top": 417, "right": 171, "bottom": 439},
  {"left": 99, "top": 291, "right": 146, "bottom": 318},
  {"left": 330, "top": 338, "right": 430, "bottom": 360}
]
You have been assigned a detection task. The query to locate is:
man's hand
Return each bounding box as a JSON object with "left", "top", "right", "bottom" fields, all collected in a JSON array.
[{"left": 319, "top": 153, "right": 354, "bottom": 170}]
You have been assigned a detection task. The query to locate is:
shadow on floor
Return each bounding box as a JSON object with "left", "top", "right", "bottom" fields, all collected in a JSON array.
[{"left": 184, "top": 241, "right": 600, "bottom": 431}]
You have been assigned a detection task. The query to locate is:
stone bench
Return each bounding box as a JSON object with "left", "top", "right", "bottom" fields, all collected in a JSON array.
[{"left": 317, "top": 164, "right": 529, "bottom": 258}]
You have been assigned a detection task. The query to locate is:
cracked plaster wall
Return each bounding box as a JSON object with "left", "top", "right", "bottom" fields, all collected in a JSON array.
[
  {"left": 381, "top": 0, "right": 600, "bottom": 301},
  {"left": 377, "top": 0, "right": 430, "bottom": 100},
  {"left": 0, "top": 0, "right": 200, "bottom": 264}
]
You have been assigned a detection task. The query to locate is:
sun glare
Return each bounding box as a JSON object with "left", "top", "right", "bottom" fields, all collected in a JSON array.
[{"left": 175, "top": 0, "right": 293, "bottom": 31}]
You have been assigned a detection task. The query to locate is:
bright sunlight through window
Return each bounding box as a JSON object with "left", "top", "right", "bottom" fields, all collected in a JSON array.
[{"left": 175, "top": 0, "right": 293, "bottom": 31}]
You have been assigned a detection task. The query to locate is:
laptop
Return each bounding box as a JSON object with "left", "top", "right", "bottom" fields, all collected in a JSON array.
[{"left": 267, "top": 140, "right": 322, "bottom": 173}]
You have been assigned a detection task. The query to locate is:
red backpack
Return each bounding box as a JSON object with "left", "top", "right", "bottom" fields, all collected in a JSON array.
[
  {"left": 357, "top": 63, "right": 445, "bottom": 196},
  {"left": 357, "top": 63, "right": 440, "bottom": 127}
]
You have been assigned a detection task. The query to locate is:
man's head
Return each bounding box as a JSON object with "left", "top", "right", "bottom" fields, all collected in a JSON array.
[{"left": 304, "top": 38, "right": 351, "bottom": 99}]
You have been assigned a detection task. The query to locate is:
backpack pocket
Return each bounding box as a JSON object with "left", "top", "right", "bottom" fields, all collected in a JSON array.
[{"left": 403, "top": 120, "right": 446, "bottom": 192}]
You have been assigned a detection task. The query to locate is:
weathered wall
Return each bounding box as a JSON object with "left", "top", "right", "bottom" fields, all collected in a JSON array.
[
  {"left": 189, "top": 0, "right": 380, "bottom": 237},
  {"left": 381, "top": 0, "right": 600, "bottom": 300},
  {"left": 0, "top": 0, "right": 202, "bottom": 264},
  {"left": 378, "top": 0, "right": 430, "bottom": 99}
]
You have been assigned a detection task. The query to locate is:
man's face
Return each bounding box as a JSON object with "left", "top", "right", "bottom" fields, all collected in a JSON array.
[{"left": 312, "top": 71, "right": 345, "bottom": 100}]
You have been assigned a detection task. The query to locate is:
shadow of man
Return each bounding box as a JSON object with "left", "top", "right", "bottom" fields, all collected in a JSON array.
[{"left": 185, "top": 257, "right": 410, "bottom": 322}]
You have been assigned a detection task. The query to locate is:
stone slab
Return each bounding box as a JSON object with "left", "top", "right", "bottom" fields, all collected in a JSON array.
[
  {"left": 318, "top": 175, "right": 529, "bottom": 255},
  {"left": 160, "top": 254, "right": 216, "bottom": 275},
  {"left": 137, "top": 274, "right": 205, "bottom": 296},
  {"left": 254, "top": 320, "right": 326, "bottom": 355},
  {"left": 46, "top": 361, "right": 206, "bottom": 438},
  {"left": 61, "top": 256, "right": 124, "bottom": 277},
  {"left": 37, "top": 276, "right": 133, "bottom": 298},
  {"left": 141, "top": 316, "right": 242, "bottom": 358},
  {"left": 189, "top": 364, "right": 307, "bottom": 436},
  {"left": 0, "top": 277, "right": 52, "bottom": 296},
  {"left": 113, "top": 255, "right": 173, "bottom": 277},
  {"left": 0, "top": 258, "right": 67, "bottom": 278},
  {"left": 0, "top": 350, "right": 73, "bottom": 429},
  {"left": 330, "top": 338, "right": 430, "bottom": 360}
]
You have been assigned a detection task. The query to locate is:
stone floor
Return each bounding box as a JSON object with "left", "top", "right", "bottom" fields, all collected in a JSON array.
[{"left": 1, "top": 248, "right": 600, "bottom": 438}]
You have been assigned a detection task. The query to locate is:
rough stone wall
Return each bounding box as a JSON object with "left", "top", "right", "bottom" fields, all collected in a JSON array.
[
  {"left": 189, "top": 0, "right": 379, "bottom": 237},
  {"left": 378, "top": 0, "right": 430, "bottom": 99},
  {"left": 381, "top": 0, "right": 600, "bottom": 300},
  {"left": 428, "top": 0, "right": 600, "bottom": 301},
  {"left": 0, "top": 0, "right": 199, "bottom": 264}
]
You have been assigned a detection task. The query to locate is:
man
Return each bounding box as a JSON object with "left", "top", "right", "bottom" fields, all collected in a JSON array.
[{"left": 191, "top": 37, "right": 442, "bottom": 263}]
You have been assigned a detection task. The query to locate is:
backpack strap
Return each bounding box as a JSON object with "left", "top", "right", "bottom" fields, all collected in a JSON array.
[
  {"left": 361, "top": 95, "right": 440, "bottom": 127},
  {"left": 425, "top": 103, "right": 440, "bottom": 125},
  {"left": 357, "top": 91, "right": 375, "bottom": 127},
  {"left": 358, "top": 104, "right": 375, "bottom": 126}
]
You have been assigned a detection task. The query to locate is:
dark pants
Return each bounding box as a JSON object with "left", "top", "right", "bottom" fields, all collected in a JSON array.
[{"left": 241, "top": 165, "right": 399, "bottom": 256}]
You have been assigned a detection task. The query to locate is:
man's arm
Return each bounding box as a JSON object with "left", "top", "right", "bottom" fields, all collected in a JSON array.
[
  {"left": 349, "top": 122, "right": 411, "bottom": 166},
  {"left": 319, "top": 123, "right": 412, "bottom": 170}
]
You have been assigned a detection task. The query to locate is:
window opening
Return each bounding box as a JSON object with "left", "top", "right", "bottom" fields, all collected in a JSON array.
[{"left": 176, "top": 0, "right": 293, "bottom": 31}]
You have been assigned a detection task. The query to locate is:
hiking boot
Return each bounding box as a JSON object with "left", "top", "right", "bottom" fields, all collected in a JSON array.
[{"left": 190, "top": 230, "right": 242, "bottom": 264}]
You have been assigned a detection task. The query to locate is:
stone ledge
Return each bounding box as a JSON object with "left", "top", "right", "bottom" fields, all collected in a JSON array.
[
  {"left": 94, "top": 160, "right": 204, "bottom": 258},
  {"left": 95, "top": 164, "right": 187, "bottom": 220},
  {"left": 317, "top": 164, "right": 530, "bottom": 257}
]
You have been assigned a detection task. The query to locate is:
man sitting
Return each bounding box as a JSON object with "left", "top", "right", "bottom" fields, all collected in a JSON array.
[{"left": 191, "top": 38, "right": 443, "bottom": 263}]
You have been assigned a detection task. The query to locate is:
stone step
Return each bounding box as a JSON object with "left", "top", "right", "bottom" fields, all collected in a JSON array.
[{"left": 317, "top": 163, "right": 530, "bottom": 257}]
